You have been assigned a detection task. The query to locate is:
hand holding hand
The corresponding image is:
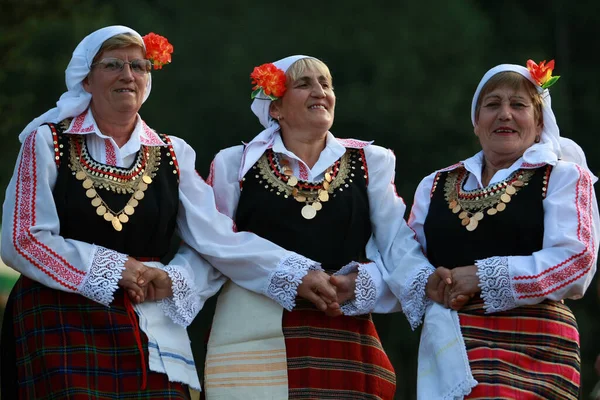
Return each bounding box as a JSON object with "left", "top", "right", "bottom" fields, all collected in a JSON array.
[
  {"left": 137, "top": 268, "right": 173, "bottom": 301},
  {"left": 119, "top": 257, "right": 149, "bottom": 304},
  {"left": 297, "top": 270, "right": 339, "bottom": 312},
  {"left": 446, "top": 265, "right": 480, "bottom": 311},
  {"left": 426, "top": 267, "right": 452, "bottom": 304}
]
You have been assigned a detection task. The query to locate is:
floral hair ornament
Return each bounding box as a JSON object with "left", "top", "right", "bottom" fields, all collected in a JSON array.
[
  {"left": 526, "top": 59, "right": 560, "bottom": 89},
  {"left": 142, "top": 32, "right": 173, "bottom": 70},
  {"left": 250, "top": 63, "right": 287, "bottom": 100}
]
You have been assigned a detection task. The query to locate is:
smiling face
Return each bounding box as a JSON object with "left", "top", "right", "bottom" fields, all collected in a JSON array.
[
  {"left": 270, "top": 59, "right": 335, "bottom": 135},
  {"left": 474, "top": 73, "right": 543, "bottom": 162},
  {"left": 83, "top": 44, "right": 148, "bottom": 120}
]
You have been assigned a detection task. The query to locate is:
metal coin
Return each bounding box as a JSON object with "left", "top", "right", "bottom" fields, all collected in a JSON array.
[
  {"left": 292, "top": 188, "right": 299, "bottom": 196},
  {"left": 461, "top": 218, "right": 470, "bottom": 226},
  {"left": 75, "top": 171, "right": 86, "bottom": 180},
  {"left": 501, "top": 193, "right": 511, "bottom": 203},
  {"left": 82, "top": 179, "right": 94, "bottom": 189},
  {"left": 449, "top": 200, "right": 458, "bottom": 209},
  {"left": 86, "top": 188, "right": 97, "bottom": 198},
  {"left": 134, "top": 190, "right": 145, "bottom": 200},
  {"left": 506, "top": 185, "right": 516, "bottom": 195},
  {"left": 312, "top": 202, "right": 323, "bottom": 211},
  {"left": 473, "top": 211, "right": 484, "bottom": 221},
  {"left": 283, "top": 169, "right": 293, "bottom": 176},
  {"left": 319, "top": 190, "right": 329, "bottom": 202},
  {"left": 458, "top": 211, "right": 468, "bottom": 219},
  {"left": 487, "top": 208, "right": 498, "bottom": 215},
  {"left": 512, "top": 180, "right": 524, "bottom": 187},
  {"left": 325, "top": 172, "right": 332, "bottom": 182},
  {"left": 295, "top": 195, "right": 306, "bottom": 202},
  {"left": 496, "top": 202, "right": 506, "bottom": 212},
  {"left": 124, "top": 205, "right": 135, "bottom": 215},
  {"left": 323, "top": 181, "right": 330, "bottom": 190},
  {"left": 466, "top": 220, "right": 478, "bottom": 231},
  {"left": 96, "top": 205, "right": 107, "bottom": 216},
  {"left": 138, "top": 182, "right": 148, "bottom": 191},
  {"left": 301, "top": 205, "right": 317, "bottom": 220},
  {"left": 452, "top": 205, "right": 461, "bottom": 214},
  {"left": 103, "top": 212, "right": 114, "bottom": 222},
  {"left": 91, "top": 197, "right": 102, "bottom": 207},
  {"left": 128, "top": 199, "right": 139, "bottom": 207},
  {"left": 288, "top": 176, "right": 298, "bottom": 187},
  {"left": 142, "top": 175, "right": 153, "bottom": 184},
  {"left": 118, "top": 214, "right": 129, "bottom": 223},
  {"left": 112, "top": 218, "right": 122, "bottom": 231}
]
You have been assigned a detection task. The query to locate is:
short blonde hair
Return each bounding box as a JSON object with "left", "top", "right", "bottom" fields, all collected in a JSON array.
[
  {"left": 92, "top": 33, "right": 145, "bottom": 64},
  {"left": 474, "top": 71, "right": 543, "bottom": 124},
  {"left": 286, "top": 58, "right": 332, "bottom": 85}
]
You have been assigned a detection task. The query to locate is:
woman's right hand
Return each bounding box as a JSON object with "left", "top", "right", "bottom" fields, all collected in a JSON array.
[
  {"left": 118, "top": 257, "right": 148, "bottom": 304},
  {"left": 426, "top": 267, "right": 452, "bottom": 304},
  {"left": 297, "top": 270, "right": 340, "bottom": 313}
]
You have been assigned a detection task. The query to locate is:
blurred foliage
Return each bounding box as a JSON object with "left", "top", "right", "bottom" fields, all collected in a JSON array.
[{"left": 0, "top": 1, "right": 599, "bottom": 398}]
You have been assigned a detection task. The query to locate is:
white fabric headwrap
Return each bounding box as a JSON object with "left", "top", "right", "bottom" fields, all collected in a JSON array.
[
  {"left": 18, "top": 25, "right": 152, "bottom": 143},
  {"left": 239, "top": 55, "right": 314, "bottom": 180},
  {"left": 471, "top": 64, "right": 597, "bottom": 182}
]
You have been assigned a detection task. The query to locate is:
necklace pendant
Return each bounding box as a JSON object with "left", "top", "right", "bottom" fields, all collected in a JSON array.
[
  {"left": 466, "top": 219, "right": 478, "bottom": 231},
  {"left": 301, "top": 204, "right": 317, "bottom": 220}
]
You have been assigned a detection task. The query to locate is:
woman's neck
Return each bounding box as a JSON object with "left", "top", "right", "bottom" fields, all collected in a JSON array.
[
  {"left": 91, "top": 107, "right": 137, "bottom": 148},
  {"left": 481, "top": 154, "right": 520, "bottom": 186},
  {"left": 280, "top": 129, "right": 327, "bottom": 169}
]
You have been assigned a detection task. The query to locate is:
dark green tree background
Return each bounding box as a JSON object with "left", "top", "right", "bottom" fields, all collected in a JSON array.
[{"left": 1, "top": 1, "right": 599, "bottom": 398}]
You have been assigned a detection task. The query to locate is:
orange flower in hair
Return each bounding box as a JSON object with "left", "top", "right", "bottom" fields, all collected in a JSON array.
[
  {"left": 250, "top": 63, "right": 287, "bottom": 100},
  {"left": 143, "top": 33, "right": 174, "bottom": 70},
  {"left": 526, "top": 59, "right": 560, "bottom": 89}
]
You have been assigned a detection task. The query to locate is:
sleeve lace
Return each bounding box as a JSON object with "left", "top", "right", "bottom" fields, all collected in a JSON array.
[
  {"left": 265, "top": 254, "right": 321, "bottom": 311},
  {"left": 335, "top": 261, "right": 377, "bottom": 316},
  {"left": 400, "top": 264, "right": 435, "bottom": 330},
  {"left": 476, "top": 256, "right": 516, "bottom": 313},
  {"left": 78, "top": 245, "right": 127, "bottom": 306},
  {"left": 158, "top": 264, "right": 201, "bottom": 326}
]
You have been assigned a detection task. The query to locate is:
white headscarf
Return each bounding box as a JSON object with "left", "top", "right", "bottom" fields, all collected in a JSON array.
[
  {"left": 239, "top": 55, "right": 314, "bottom": 180},
  {"left": 471, "top": 64, "right": 597, "bottom": 182},
  {"left": 18, "top": 25, "right": 152, "bottom": 143}
]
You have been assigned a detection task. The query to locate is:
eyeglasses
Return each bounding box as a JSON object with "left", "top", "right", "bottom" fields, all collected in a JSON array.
[{"left": 91, "top": 58, "right": 152, "bottom": 75}]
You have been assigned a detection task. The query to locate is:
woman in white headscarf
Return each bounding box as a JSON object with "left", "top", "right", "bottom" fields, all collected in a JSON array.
[
  {"left": 203, "top": 55, "right": 433, "bottom": 400},
  {"left": 0, "top": 27, "right": 339, "bottom": 399},
  {"left": 403, "top": 61, "right": 599, "bottom": 399}
]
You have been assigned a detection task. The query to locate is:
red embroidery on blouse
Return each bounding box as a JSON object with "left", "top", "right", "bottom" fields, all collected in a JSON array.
[
  {"left": 514, "top": 165, "right": 595, "bottom": 298},
  {"left": 439, "top": 162, "right": 463, "bottom": 172},
  {"left": 521, "top": 162, "right": 547, "bottom": 169},
  {"left": 298, "top": 162, "right": 309, "bottom": 180},
  {"left": 206, "top": 160, "right": 215, "bottom": 187},
  {"left": 67, "top": 109, "right": 94, "bottom": 133},
  {"left": 104, "top": 139, "right": 117, "bottom": 166},
  {"left": 336, "top": 138, "right": 371, "bottom": 148},
  {"left": 140, "top": 121, "right": 168, "bottom": 146},
  {"left": 12, "top": 132, "right": 84, "bottom": 290}
]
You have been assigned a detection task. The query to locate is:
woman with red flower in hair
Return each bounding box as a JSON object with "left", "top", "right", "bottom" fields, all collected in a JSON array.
[
  {"left": 203, "top": 55, "right": 434, "bottom": 400},
  {"left": 404, "top": 61, "right": 599, "bottom": 399},
  {"left": 0, "top": 29, "right": 340, "bottom": 399}
]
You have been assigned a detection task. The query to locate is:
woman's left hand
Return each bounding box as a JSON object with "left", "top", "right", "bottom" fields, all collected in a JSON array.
[
  {"left": 137, "top": 268, "right": 173, "bottom": 301},
  {"left": 330, "top": 272, "right": 358, "bottom": 304},
  {"left": 446, "top": 265, "right": 480, "bottom": 310}
]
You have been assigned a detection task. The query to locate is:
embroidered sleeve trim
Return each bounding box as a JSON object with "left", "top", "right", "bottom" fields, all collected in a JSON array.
[
  {"left": 400, "top": 264, "right": 435, "bottom": 330},
  {"left": 79, "top": 245, "right": 127, "bottom": 306},
  {"left": 265, "top": 254, "right": 321, "bottom": 311},
  {"left": 158, "top": 265, "right": 200, "bottom": 327},
  {"left": 476, "top": 256, "right": 516, "bottom": 313},
  {"left": 336, "top": 261, "right": 377, "bottom": 316}
]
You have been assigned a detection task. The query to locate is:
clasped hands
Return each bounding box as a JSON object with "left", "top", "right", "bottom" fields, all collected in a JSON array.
[
  {"left": 297, "top": 269, "right": 358, "bottom": 317},
  {"left": 118, "top": 257, "right": 173, "bottom": 304},
  {"left": 426, "top": 265, "right": 480, "bottom": 310}
]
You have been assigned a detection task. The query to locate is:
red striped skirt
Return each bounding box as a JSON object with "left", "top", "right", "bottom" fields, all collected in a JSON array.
[
  {"left": 1, "top": 276, "right": 190, "bottom": 400},
  {"left": 283, "top": 299, "right": 396, "bottom": 400},
  {"left": 460, "top": 298, "right": 580, "bottom": 400}
]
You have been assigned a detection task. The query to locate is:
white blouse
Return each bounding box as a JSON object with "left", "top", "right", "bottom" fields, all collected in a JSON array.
[
  {"left": 408, "top": 151, "right": 599, "bottom": 314},
  {"left": 1, "top": 110, "right": 321, "bottom": 327},
  {"left": 208, "top": 131, "right": 432, "bottom": 317}
]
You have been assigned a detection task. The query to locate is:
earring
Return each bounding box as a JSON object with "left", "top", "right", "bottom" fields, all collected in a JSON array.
[{"left": 534, "top": 135, "right": 541, "bottom": 143}]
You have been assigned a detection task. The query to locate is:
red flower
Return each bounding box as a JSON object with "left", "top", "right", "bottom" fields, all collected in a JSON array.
[
  {"left": 142, "top": 33, "right": 174, "bottom": 70},
  {"left": 526, "top": 59, "right": 559, "bottom": 89},
  {"left": 250, "top": 63, "right": 287, "bottom": 100}
]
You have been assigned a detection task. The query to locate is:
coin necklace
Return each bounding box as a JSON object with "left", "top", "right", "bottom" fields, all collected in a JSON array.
[
  {"left": 444, "top": 167, "right": 535, "bottom": 231},
  {"left": 69, "top": 136, "right": 160, "bottom": 232},
  {"left": 280, "top": 158, "right": 334, "bottom": 220}
]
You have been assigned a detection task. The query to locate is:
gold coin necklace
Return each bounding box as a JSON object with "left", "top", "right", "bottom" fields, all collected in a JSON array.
[
  {"left": 69, "top": 135, "right": 160, "bottom": 231},
  {"left": 444, "top": 167, "right": 535, "bottom": 231}
]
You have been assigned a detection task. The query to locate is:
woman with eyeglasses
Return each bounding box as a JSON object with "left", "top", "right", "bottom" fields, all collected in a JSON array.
[{"left": 0, "top": 26, "right": 339, "bottom": 399}]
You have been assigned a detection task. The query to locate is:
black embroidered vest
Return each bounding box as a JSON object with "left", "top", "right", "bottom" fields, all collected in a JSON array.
[
  {"left": 51, "top": 123, "right": 179, "bottom": 259},
  {"left": 424, "top": 166, "right": 550, "bottom": 269},
  {"left": 235, "top": 149, "right": 371, "bottom": 269}
]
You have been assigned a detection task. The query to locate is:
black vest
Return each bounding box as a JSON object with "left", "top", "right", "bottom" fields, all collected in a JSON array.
[
  {"left": 424, "top": 166, "right": 550, "bottom": 268},
  {"left": 51, "top": 124, "right": 179, "bottom": 259},
  {"left": 235, "top": 149, "right": 371, "bottom": 269}
]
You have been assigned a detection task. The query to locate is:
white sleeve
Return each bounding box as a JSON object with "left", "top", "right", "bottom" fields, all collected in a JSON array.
[
  {"left": 171, "top": 139, "right": 320, "bottom": 311},
  {"left": 476, "top": 162, "right": 599, "bottom": 313},
  {"left": 407, "top": 172, "right": 438, "bottom": 254},
  {"left": 157, "top": 242, "right": 227, "bottom": 327},
  {"left": 0, "top": 127, "right": 128, "bottom": 306},
  {"left": 364, "top": 145, "right": 435, "bottom": 329}
]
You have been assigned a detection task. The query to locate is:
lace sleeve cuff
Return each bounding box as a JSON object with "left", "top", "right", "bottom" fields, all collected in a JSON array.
[
  {"left": 335, "top": 262, "right": 377, "bottom": 316},
  {"left": 79, "top": 245, "right": 127, "bottom": 306},
  {"left": 400, "top": 264, "right": 435, "bottom": 330},
  {"left": 265, "top": 254, "right": 321, "bottom": 311},
  {"left": 476, "top": 256, "right": 516, "bottom": 313},
  {"left": 158, "top": 265, "right": 201, "bottom": 327}
]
